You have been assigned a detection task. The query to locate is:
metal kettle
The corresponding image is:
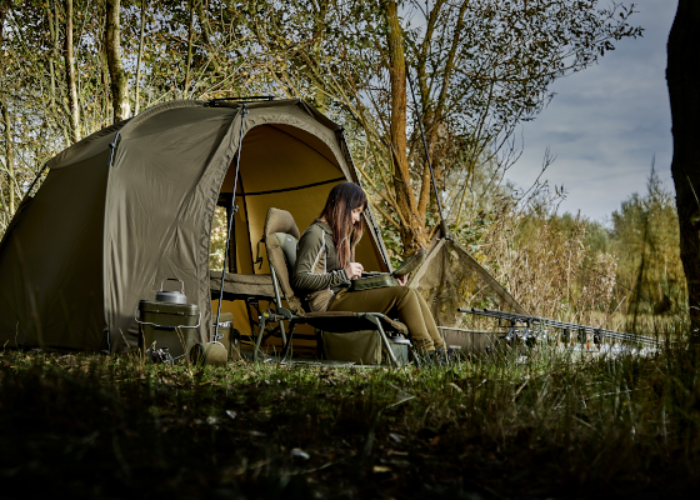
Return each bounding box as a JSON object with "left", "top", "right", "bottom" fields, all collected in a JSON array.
[{"left": 156, "top": 278, "right": 188, "bottom": 304}]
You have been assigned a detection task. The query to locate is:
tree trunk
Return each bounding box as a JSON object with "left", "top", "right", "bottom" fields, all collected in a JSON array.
[
  {"left": 667, "top": 0, "right": 700, "bottom": 342},
  {"left": 385, "top": 0, "right": 426, "bottom": 254},
  {"left": 0, "top": 4, "right": 7, "bottom": 219},
  {"left": 99, "top": 5, "right": 111, "bottom": 126},
  {"left": 134, "top": 0, "right": 146, "bottom": 115},
  {"left": 183, "top": 0, "right": 195, "bottom": 97},
  {"left": 105, "top": 0, "right": 131, "bottom": 122},
  {"left": 415, "top": 0, "right": 469, "bottom": 218},
  {"left": 47, "top": 2, "right": 70, "bottom": 143},
  {"left": 194, "top": 0, "right": 220, "bottom": 74},
  {"left": 64, "top": 0, "right": 81, "bottom": 142},
  {"left": 1, "top": 102, "right": 14, "bottom": 214},
  {"left": 311, "top": 0, "right": 329, "bottom": 113}
]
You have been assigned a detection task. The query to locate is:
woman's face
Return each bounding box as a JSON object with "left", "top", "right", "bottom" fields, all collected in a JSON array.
[{"left": 351, "top": 206, "right": 364, "bottom": 224}]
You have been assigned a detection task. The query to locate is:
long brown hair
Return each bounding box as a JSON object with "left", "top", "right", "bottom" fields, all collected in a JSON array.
[{"left": 320, "top": 182, "right": 367, "bottom": 267}]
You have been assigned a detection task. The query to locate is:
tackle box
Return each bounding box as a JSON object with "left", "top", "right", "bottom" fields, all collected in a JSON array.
[{"left": 137, "top": 300, "right": 201, "bottom": 359}]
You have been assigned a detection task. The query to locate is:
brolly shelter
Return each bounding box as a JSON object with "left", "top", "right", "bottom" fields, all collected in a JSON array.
[
  {"left": 0, "top": 99, "right": 389, "bottom": 353},
  {"left": 0, "top": 97, "right": 525, "bottom": 356}
]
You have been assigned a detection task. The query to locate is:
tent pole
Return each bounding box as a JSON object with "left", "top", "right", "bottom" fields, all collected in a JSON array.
[
  {"left": 214, "top": 105, "right": 248, "bottom": 343},
  {"left": 13, "top": 162, "right": 49, "bottom": 215},
  {"left": 405, "top": 64, "right": 451, "bottom": 240},
  {"left": 25, "top": 163, "right": 49, "bottom": 197}
]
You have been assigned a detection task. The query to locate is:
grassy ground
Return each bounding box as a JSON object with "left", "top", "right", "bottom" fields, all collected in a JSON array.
[{"left": 2, "top": 344, "right": 700, "bottom": 499}]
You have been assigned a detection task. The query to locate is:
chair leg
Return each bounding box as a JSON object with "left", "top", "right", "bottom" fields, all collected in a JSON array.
[
  {"left": 280, "top": 321, "right": 297, "bottom": 362},
  {"left": 254, "top": 312, "right": 269, "bottom": 362},
  {"left": 364, "top": 314, "right": 399, "bottom": 367},
  {"left": 278, "top": 317, "right": 287, "bottom": 345},
  {"left": 316, "top": 329, "right": 325, "bottom": 360},
  {"left": 270, "top": 267, "right": 287, "bottom": 346}
]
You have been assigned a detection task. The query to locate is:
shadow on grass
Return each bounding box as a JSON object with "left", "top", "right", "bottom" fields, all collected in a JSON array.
[{"left": 1, "top": 345, "right": 700, "bottom": 499}]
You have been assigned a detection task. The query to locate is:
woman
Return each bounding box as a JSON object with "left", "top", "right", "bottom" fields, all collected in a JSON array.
[{"left": 292, "top": 182, "right": 445, "bottom": 355}]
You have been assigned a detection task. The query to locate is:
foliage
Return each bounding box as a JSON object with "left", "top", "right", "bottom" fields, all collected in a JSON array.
[
  {"left": 2, "top": 0, "right": 675, "bottom": 330},
  {"left": 0, "top": 0, "right": 642, "bottom": 250},
  {"left": 450, "top": 166, "right": 687, "bottom": 328},
  {"left": 0, "top": 0, "right": 269, "bottom": 231},
  {"left": 210, "top": 204, "right": 227, "bottom": 271},
  {"left": 240, "top": 0, "right": 642, "bottom": 251},
  {"left": 611, "top": 169, "right": 687, "bottom": 318},
  {"left": 2, "top": 336, "right": 700, "bottom": 498}
]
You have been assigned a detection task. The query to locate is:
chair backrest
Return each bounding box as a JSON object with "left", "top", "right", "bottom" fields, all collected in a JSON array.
[{"left": 263, "top": 208, "right": 305, "bottom": 314}]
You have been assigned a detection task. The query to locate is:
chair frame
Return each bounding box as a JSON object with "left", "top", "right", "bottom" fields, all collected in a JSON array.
[{"left": 254, "top": 265, "right": 403, "bottom": 367}]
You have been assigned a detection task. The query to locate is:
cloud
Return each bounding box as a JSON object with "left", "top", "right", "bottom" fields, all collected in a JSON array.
[{"left": 506, "top": 0, "right": 676, "bottom": 222}]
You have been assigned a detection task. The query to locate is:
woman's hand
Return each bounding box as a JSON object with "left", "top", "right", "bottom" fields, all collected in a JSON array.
[
  {"left": 344, "top": 262, "right": 364, "bottom": 280},
  {"left": 396, "top": 273, "right": 410, "bottom": 286}
]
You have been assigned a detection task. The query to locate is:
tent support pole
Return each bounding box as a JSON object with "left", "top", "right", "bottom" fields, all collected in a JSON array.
[
  {"left": 12, "top": 162, "right": 50, "bottom": 218},
  {"left": 214, "top": 105, "right": 248, "bottom": 343},
  {"left": 25, "top": 163, "right": 49, "bottom": 197},
  {"left": 405, "top": 64, "right": 451, "bottom": 240}
]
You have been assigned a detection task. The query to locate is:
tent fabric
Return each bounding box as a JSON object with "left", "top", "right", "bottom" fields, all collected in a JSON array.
[
  {"left": 0, "top": 151, "right": 111, "bottom": 350},
  {"left": 0, "top": 99, "right": 389, "bottom": 352},
  {"left": 209, "top": 271, "right": 275, "bottom": 299},
  {"left": 410, "top": 238, "right": 527, "bottom": 329},
  {"left": 321, "top": 330, "right": 382, "bottom": 365},
  {"left": 0, "top": 97, "right": 525, "bottom": 353}
]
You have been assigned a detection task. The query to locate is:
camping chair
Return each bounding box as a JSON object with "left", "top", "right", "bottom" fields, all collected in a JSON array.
[{"left": 254, "top": 208, "right": 408, "bottom": 366}]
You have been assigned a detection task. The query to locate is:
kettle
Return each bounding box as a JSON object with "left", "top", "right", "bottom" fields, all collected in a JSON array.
[{"left": 156, "top": 278, "right": 188, "bottom": 304}]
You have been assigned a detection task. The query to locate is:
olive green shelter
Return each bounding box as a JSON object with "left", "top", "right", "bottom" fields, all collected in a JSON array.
[
  {"left": 0, "top": 98, "right": 526, "bottom": 355},
  {"left": 0, "top": 99, "right": 391, "bottom": 352}
]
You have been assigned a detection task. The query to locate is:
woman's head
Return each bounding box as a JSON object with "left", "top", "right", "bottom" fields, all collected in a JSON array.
[{"left": 320, "top": 182, "right": 367, "bottom": 267}]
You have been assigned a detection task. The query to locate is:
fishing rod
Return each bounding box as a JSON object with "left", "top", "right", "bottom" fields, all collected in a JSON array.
[
  {"left": 459, "top": 308, "right": 669, "bottom": 348},
  {"left": 405, "top": 63, "right": 451, "bottom": 240}
]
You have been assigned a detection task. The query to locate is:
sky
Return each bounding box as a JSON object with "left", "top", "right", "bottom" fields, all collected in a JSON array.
[{"left": 505, "top": 0, "right": 677, "bottom": 223}]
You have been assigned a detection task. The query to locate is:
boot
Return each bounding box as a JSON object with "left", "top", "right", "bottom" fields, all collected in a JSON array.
[{"left": 427, "top": 347, "right": 447, "bottom": 366}]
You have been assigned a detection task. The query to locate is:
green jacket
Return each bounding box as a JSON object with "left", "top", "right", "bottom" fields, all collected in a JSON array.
[{"left": 292, "top": 219, "right": 350, "bottom": 306}]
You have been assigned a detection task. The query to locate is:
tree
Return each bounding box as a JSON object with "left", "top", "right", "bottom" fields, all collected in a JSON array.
[
  {"left": 133, "top": 0, "right": 146, "bottom": 115},
  {"left": 64, "top": 0, "right": 80, "bottom": 141},
  {"left": 611, "top": 170, "right": 686, "bottom": 320},
  {"left": 385, "top": 0, "right": 426, "bottom": 253},
  {"left": 106, "top": 0, "right": 130, "bottom": 122},
  {"left": 0, "top": 0, "right": 642, "bottom": 251},
  {"left": 667, "top": 0, "right": 700, "bottom": 342},
  {"left": 0, "top": 0, "right": 15, "bottom": 217},
  {"left": 246, "top": 0, "right": 642, "bottom": 256}
]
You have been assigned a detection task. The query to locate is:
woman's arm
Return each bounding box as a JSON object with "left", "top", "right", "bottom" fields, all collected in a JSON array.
[{"left": 292, "top": 225, "right": 349, "bottom": 293}]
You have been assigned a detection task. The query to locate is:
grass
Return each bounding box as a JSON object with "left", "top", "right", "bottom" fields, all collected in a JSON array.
[{"left": 2, "top": 342, "right": 700, "bottom": 499}]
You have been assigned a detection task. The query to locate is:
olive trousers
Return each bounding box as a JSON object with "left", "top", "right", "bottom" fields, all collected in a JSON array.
[{"left": 328, "top": 286, "right": 445, "bottom": 353}]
